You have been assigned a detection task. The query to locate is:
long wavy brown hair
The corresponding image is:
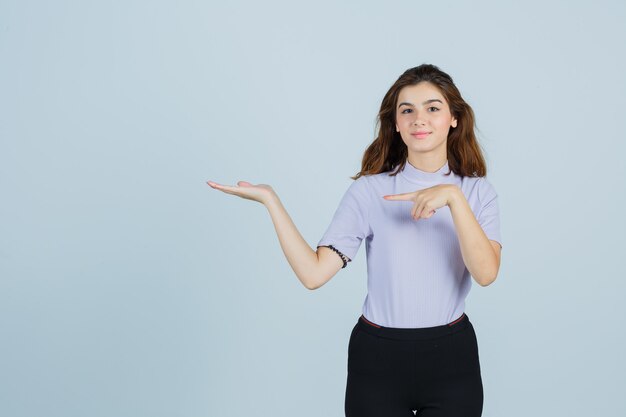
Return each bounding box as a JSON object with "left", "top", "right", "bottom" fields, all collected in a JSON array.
[{"left": 351, "top": 64, "right": 488, "bottom": 180}]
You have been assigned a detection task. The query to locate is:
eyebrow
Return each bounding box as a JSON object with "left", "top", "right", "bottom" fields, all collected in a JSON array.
[{"left": 398, "top": 99, "right": 443, "bottom": 108}]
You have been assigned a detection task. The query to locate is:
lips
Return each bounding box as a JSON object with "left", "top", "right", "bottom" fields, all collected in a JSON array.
[{"left": 411, "top": 131, "right": 431, "bottom": 138}]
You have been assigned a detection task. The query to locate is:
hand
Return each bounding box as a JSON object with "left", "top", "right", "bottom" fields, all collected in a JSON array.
[
  {"left": 207, "top": 180, "right": 277, "bottom": 206},
  {"left": 383, "top": 184, "right": 456, "bottom": 221}
]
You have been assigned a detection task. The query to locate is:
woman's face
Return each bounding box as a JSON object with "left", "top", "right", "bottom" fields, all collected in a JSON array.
[{"left": 395, "top": 82, "right": 457, "bottom": 158}]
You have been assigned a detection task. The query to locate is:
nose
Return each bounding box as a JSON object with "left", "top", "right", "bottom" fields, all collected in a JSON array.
[
  {"left": 411, "top": 110, "right": 426, "bottom": 126},
  {"left": 412, "top": 115, "right": 426, "bottom": 126}
]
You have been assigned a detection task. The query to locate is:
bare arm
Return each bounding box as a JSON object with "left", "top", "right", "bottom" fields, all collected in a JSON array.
[
  {"left": 265, "top": 194, "right": 344, "bottom": 290},
  {"left": 207, "top": 179, "right": 343, "bottom": 290},
  {"left": 448, "top": 186, "right": 501, "bottom": 286}
]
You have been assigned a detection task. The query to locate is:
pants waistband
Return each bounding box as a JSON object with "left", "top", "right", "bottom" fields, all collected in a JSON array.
[{"left": 357, "top": 313, "right": 470, "bottom": 341}]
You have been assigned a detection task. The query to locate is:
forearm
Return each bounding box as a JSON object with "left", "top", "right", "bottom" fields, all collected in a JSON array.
[
  {"left": 447, "top": 186, "right": 498, "bottom": 286},
  {"left": 264, "top": 194, "right": 319, "bottom": 289}
]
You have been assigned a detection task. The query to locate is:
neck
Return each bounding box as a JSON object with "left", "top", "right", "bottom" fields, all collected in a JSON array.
[{"left": 406, "top": 156, "right": 448, "bottom": 173}]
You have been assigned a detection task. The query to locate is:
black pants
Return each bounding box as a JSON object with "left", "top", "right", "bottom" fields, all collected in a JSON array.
[{"left": 345, "top": 312, "right": 483, "bottom": 416}]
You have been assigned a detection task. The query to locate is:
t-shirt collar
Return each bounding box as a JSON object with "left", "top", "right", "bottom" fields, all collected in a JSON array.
[{"left": 399, "top": 159, "right": 451, "bottom": 183}]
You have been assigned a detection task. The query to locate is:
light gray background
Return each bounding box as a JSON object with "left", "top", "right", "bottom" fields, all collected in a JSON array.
[{"left": 1, "top": 1, "right": 625, "bottom": 416}]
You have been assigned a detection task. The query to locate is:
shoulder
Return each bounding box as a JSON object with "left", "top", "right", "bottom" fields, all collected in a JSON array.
[
  {"left": 476, "top": 177, "right": 498, "bottom": 201},
  {"left": 363, "top": 170, "right": 398, "bottom": 187},
  {"left": 348, "top": 174, "right": 375, "bottom": 203},
  {"left": 341, "top": 175, "right": 372, "bottom": 202},
  {"left": 347, "top": 174, "right": 370, "bottom": 190},
  {"left": 460, "top": 175, "right": 498, "bottom": 199}
]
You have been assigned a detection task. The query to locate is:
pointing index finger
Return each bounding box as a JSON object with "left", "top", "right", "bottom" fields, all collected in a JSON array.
[{"left": 382, "top": 192, "right": 413, "bottom": 201}]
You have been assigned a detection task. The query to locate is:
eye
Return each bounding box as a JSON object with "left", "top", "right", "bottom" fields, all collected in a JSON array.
[{"left": 400, "top": 107, "right": 440, "bottom": 114}]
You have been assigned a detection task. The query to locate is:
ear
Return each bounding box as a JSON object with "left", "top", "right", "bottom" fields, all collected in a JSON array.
[
  {"left": 451, "top": 118, "right": 458, "bottom": 129},
  {"left": 396, "top": 123, "right": 400, "bottom": 132}
]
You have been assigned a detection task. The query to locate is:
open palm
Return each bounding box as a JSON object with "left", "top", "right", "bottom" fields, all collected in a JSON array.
[{"left": 207, "top": 180, "right": 276, "bottom": 205}]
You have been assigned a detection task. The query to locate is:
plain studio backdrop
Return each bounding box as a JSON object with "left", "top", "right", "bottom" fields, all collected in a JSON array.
[{"left": 1, "top": 1, "right": 625, "bottom": 416}]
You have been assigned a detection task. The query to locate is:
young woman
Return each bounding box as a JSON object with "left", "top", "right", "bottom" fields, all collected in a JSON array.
[{"left": 207, "top": 63, "right": 502, "bottom": 417}]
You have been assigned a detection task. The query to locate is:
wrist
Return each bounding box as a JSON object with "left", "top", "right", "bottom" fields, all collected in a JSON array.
[
  {"left": 446, "top": 185, "right": 463, "bottom": 208},
  {"left": 264, "top": 192, "right": 281, "bottom": 209}
]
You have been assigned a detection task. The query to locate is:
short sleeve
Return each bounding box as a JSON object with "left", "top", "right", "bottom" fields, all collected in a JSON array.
[
  {"left": 317, "top": 176, "right": 371, "bottom": 263},
  {"left": 477, "top": 178, "right": 503, "bottom": 249}
]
